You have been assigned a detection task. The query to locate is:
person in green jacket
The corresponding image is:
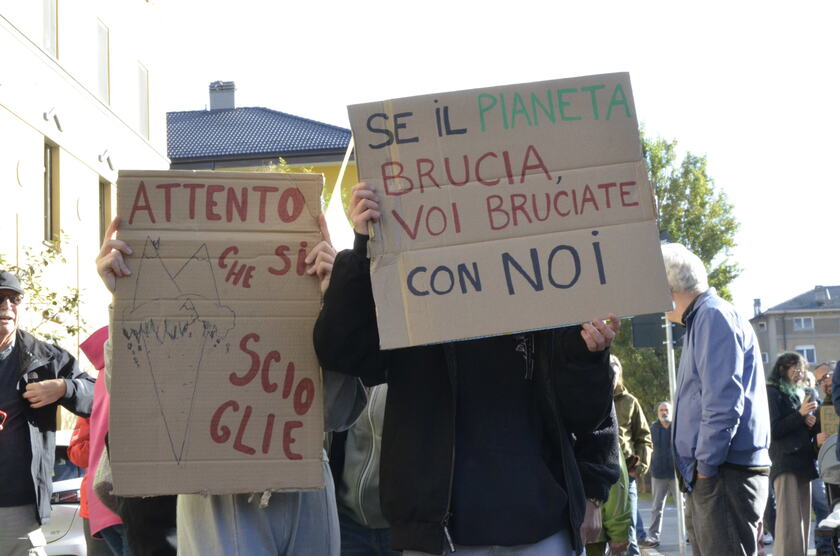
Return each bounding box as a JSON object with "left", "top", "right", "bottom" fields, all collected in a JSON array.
[
  {"left": 612, "top": 355, "right": 653, "bottom": 554},
  {"left": 586, "top": 444, "right": 632, "bottom": 555}
]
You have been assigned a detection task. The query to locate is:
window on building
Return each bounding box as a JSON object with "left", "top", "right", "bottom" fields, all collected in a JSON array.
[
  {"left": 762, "top": 352, "right": 769, "bottom": 364},
  {"left": 97, "top": 20, "right": 110, "bottom": 103},
  {"left": 793, "top": 317, "right": 814, "bottom": 330},
  {"left": 795, "top": 345, "right": 817, "bottom": 364},
  {"left": 758, "top": 322, "right": 767, "bottom": 331},
  {"left": 44, "top": 143, "right": 60, "bottom": 241},
  {"left": 99, "top": 180, "right": 112, "bottom": 243},
  {"left": 43, "top": 0, "right": 58, "bottom": 57},
  {"left": 138, "top": 63, "right": 150, "bottom": 139}
]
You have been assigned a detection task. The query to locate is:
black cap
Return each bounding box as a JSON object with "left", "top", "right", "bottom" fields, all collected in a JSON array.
[{"left": 0, "top": 271, "right": 24, "bottom": 295}]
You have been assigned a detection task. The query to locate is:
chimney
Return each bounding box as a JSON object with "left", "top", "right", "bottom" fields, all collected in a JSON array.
[
  {"left": 209, "top": 81, "right": 236, "bottom": 110},
  {"left": 753, "top": 298, "right": 761, "bottom": 317},
  {"left": 815, "top": 285, "right": 831, "bottom": 306}
]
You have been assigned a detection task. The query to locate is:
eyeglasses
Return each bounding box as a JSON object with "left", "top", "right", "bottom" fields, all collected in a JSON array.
[
  {"left": 819, "top": 374, "right": 834, "bottom": 385},
  {"left": 0, "top": 293, "right": 23, "bottom": 306}
]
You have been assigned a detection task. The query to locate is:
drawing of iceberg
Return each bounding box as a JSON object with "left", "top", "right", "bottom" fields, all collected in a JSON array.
[{"left": 121, "top": 237, "right": 235, "bottom": 463}]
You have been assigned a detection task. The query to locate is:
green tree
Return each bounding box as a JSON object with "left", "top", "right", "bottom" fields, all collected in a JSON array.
[
  {"left": 0, "top": 236, "right": 85, "bottom": 348},
  {"left": 617, "top": 132, "right": 740, "bottom": 419},
  {"left": 643, "top": 132, "right": 740, "bottom": 300}
]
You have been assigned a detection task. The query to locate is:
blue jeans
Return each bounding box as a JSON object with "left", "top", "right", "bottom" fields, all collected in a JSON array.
[
  {"left": 99, "top": 524, "right": 131, "bottom": 556},
  {"left": 627, "top": 477, "right": 641, "bottom": 556},
  {"left": 339, "top": 512, "right": 399, "bottom": 556},
  {"left": 813, "top": 477, "right": 831, "bottom": 552},
  {"left": 636, "top": 504, "right": 647, "bottom": 541}
]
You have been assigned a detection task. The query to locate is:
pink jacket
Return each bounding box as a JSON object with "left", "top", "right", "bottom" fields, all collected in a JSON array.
[{"left": 80, "top": 326, "right": 123, "bottom": 535}]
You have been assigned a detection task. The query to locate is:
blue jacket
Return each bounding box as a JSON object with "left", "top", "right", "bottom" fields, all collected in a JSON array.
[
  {"left": 650, "top": 420, "right": 675, "bottom": 479},
  {"left": 672, "top": 289, "right": 771, "bottom": 489}
]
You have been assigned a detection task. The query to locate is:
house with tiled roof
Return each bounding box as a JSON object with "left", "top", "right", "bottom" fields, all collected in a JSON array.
[
  {"left": 166, "top": 81, "right": 355, "bottom": 201},
  {"left": 751, "top": 285, "right": 840, "bottom": 367}
]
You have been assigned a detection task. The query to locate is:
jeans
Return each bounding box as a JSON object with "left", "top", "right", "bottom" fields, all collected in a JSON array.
[
  {"left": 627, "top": 477, "right": 641, "bottom": 556},
  {"left": 338, "top": 512, "right": 399, "bottom": 556},
  {"left": 636, "top": 505, "right": 646, "bottom": 541},
  {"left": 686, "top": 466, "right": 768, "bottom": 556},
  {"left": 99, "top": 525, "right": 131, "bottom": 556},
  {"left": 813, "top": 477, "right": 831, "bottom": 552},
  {"left": 764, "top": 484, "right": 777, "bottom": 537}
]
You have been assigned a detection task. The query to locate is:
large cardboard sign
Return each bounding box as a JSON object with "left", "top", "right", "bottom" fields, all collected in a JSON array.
[
  {"left": 348, "top": 73, "right": 673, "bottom": 349},
  {"left": 111, "top": 170, "right": 325, "bottom": 496}
]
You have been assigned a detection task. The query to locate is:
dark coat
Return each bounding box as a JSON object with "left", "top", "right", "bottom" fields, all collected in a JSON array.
[
  {"left": 313, "top": 234, "right": 619, "bottom": 554},
  {"left": 16, "top": 329, "right": 94, "bottom": 524},
  {"left": 767, "top": 383, "right": 818, "bottom": 483}
]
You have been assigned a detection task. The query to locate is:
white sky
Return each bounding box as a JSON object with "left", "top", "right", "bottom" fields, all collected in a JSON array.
[{"left": 156, "top": 0, "right": 840, "bottom": 318}]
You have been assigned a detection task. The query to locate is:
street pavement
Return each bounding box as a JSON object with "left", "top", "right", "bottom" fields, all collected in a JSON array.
[{"left": 636, "top": 495, "right": 820, "bottom": 556}]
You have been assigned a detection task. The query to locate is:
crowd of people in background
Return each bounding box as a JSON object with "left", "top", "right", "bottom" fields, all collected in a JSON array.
[{"left": 3, "top": 186, "right": 840, "bottom": 556}]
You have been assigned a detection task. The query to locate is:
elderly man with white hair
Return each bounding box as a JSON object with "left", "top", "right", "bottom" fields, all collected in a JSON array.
[{"left": 661, "top": 243, "right": 771, "bottom": 556}]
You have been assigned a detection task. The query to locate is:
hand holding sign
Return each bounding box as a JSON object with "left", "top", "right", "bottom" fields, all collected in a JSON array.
[
  {"left": 349, "top": 182, "right": 380, "bottom": 236},
  {"left": 580, "top": 313, "right": 619, "bottom": 352},
  {"left": 96, "top": 217, "right": 133, "bottom": 293}
]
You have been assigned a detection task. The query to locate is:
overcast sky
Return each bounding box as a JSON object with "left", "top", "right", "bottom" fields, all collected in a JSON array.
[{"left": 156, "top": 0, "right": 840, "bottom": 318}]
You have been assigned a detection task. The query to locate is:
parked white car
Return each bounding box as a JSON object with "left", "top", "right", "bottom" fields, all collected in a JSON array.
[{"left": 43, "top": 429, "right": 86, "bottom": 555}]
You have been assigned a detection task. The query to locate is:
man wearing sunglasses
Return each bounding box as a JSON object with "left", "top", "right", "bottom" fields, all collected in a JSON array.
[{"left": 0, "top": 270, "right": 94, "bottom": 556}]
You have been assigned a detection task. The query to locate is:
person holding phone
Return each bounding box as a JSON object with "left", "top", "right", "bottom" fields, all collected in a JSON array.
[{"left": 767, "top": 352, "right": 819, "bottom": 556}]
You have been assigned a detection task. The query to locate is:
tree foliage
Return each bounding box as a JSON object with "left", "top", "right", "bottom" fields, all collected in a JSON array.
[
  {"left": 617, "top": 132, "right": 741, "bottom": 420},
  {"left": 643, "top": 132, "right": 740, "bottom": 300},
  {"left": 0, "top": 236, "right": 86, "bottom": 348}
]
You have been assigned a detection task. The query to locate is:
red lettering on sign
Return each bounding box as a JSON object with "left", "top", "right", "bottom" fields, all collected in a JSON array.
[
  {"left": 282, "top": 420, "right": 304, "bottom": 460},
  {"left": 182, "top": 183, "right": 205, "bottom": 220},
  {"left": 231, "top": 333, "right": 260, "bottom": 386},
  {"left": 227, "top": 187, "right": 248, "bottom": 222},
  {"left": 620, "top": 181, "right": 639, "bottom": 207},
  {"left": 294, "top": 377, "right": 315, "bottom": 415},
  {"left": 416, "top": 158, "right": 441, "bottom": 193},
  {"left": 253, "top": 186, "right": 279, "bottom": 223},
  {"left": 520, "top": 145, "right": 552, "bottom": 182},
  {"left": 128, "top": 181, "right": 156, "bottom": 225},
  {"left": 382, "top": 162, "right": 413, "bottom": 196},
  {"left": 233, "top": 405, "right": 257, "bottom": 455},
  {"left": 277, "top": 188, "right": 305, "bottom": 223},
  {"left": 476, "top": 152, "right": 500, "bottom": 186},
  {"left": 268, "top": 245, "right": 292, "bottom": 276},
  {"left": 262, "top": 413, "right": 276, "bottom": 454},
  {"left": 210, "top": 400, "right": 238, "bottom": 444},
  {"left": 155, "top": 183, "right": 180, "bottom": 222},
  {"left": 261, "top": 350, "right": 281, "bottom": 394},
  {"left": 205, "top": 185, "right": 225, "bottom": 221},
  {"left": 597, "top": 182, "right": 617, "bottom": 209}
]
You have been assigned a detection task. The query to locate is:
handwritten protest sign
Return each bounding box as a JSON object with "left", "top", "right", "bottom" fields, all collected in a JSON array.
[
  {"left": 110, "top": 170, "right": 325, "bottom": 496},
  {"left": 822, "top": 405, "right": 839, "bottom": 436},
  {"left": 348, "top": 73, "right": 673, "bottom": 349}
]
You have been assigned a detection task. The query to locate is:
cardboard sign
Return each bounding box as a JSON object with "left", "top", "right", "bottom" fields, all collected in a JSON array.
[
  {"left": 348, "top": 73, "right": 673, "bottom": 349},
  {"left": 110, "top": 170, "right": 325, "bottom": 496},
  {"left": 822, "top": 405, "right": 839, "bottom": 437}
]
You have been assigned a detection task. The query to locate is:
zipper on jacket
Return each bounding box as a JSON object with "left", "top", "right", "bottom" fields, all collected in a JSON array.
[
  {"left": 443, "top": 514, "right": 455, "bottom": 553},
  {"left": 356, "top": 386, "right": 380, "bottom": 526},
  {"left": 515, "top": 334, "right": 534, "bottom": 380},
  {"left": 442, "top": 344, "right": 458, "bottom": 553}
]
